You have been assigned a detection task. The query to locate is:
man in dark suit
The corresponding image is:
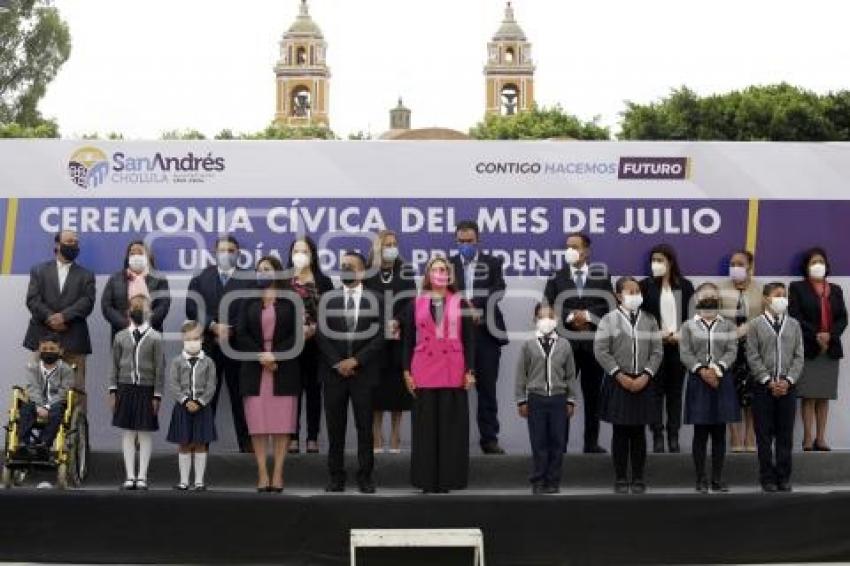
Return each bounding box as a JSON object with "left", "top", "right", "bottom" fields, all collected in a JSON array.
[
  {"left": 316, "top": 251, "right": 384, "bottom": 493},
  {"left": 186, "top": 235, "right": 253, "bottom": 452},
  {"left": 543, "top": 233, "right": 614, "bottom": 453},
  {"left": 450, "top": 220, "right": 508, "bottom": 455},
  {"left": 24, "top": 230, "right": 96, "bottom": 407}
]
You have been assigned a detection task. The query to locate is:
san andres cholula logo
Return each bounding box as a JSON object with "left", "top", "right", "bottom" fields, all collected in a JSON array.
[{"left": 68, "top": 146, "right": 110, "bottom": 189}]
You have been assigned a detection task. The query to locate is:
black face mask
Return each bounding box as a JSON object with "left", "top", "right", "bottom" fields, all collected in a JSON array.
[
  {"left": 256, "top": 276, "right": 275, "bottom": 289},
  {"left": 339, "top": 267, "right": 359, "bottom": 287},
  {"left": 129, "top": 309, "right": 145, "bottom": 325},
  {"left": 58, "top": 244, "right": 80, "bottom": 262},
  {"left": 697, "top": 298, "right": 720, "bottom": 311},
  {"left": 40, "top": 351, "right": 60, "bottom": 365}
]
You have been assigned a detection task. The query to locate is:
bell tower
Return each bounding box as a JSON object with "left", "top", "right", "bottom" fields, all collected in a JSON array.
[
  {"left": 484, "top": 2, "right": 535, "bottom": 116},
  {"left": 274, "top": 0, "right": 330, "bottom": 127}
]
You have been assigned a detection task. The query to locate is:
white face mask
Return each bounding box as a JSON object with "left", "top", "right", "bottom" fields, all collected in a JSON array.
[
  {"left": 729, "top": 265, "right": 748, "bottom": 282},
  {"left": 809, "top": 263, "right": 827, "bottom": 279},
  {"left": 292, "top": 251, "right": 311, "bottom": 271},
  {"left": 651, "top": 261, "right": 667, "bottom": 278},
  {"left": 217, "top": 251, "right": 237, "bottom": 270},
  {"left": 128, "top": 254, "right": 148, "bottom": 273},
  {"left": 184, "top": 340, "right": 202, "bottom": 355},
  {"left": 771, "top": 297, "right": 789, "bottom": 315},
  {"left": 623, "top": 293, "right": 644, "bottom": 312},
  {"left": 565, "top": 247, "right": 581, "bottom": 265},
  {"left": 536, "top": 317, "right": 557, "bottom": 335},
  {"left": 382, "top": 247, "right": 399, "bottom": 262}
]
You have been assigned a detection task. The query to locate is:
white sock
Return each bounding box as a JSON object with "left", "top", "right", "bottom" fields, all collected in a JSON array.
[
  {"left": 137, "top": 432, "right": 152, "bottom": 481},
  {"left": 178, "top": 453, "right": 191, "bottom": 485},
  {"left": 121, "top": 431, "right": 137, "bottom": 480},
  {"left": 193, "top": 452, "right": 207, "bottom": 485}
]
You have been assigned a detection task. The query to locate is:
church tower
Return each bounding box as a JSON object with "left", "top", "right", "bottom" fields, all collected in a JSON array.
[
  {"left": 484, "top": 2, "right": 535, "bottom": 116},
  {"left": 274, "top": 0, "right": 330, "bottom": 127}
]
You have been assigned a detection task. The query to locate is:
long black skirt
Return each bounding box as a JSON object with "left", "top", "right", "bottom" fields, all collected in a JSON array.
[
  {"left": 410, "top": 388, "right": 469, "bottom": 492},
  {"left": 112, "top": 384, "right": 159, "bottom": 432}
]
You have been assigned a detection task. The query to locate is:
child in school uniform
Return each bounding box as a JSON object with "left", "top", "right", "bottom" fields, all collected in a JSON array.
[
  {"left": 109, "top": 294, "right": 164, "bottom": 491},
  {"left": 167, "top": 320, "right": 218, "bottom": 491},
  {"left": 746, "top": 282, "right": 805, "bottom": 493},
  {"left": 680, "top": 282, "right": 739, "bottom": 493},
  {"left": 594, "top": 276, "right": 663, "bottom": 494},
  {"left": 515, "top": 303, "right": 577, "bottom": 494},
  {"left": 18, "top": 333, "right": 75, "bottom": 450}
]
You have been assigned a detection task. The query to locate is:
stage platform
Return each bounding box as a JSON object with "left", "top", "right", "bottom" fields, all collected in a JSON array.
[{"left": 2, "top": 452, "right": 850, "bottom": 565}]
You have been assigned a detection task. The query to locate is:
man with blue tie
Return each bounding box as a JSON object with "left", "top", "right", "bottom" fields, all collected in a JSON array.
[
  {"left": 186, "top": 235, "right": 253, "bottom": 452},
  {"left": 543, "top": 233, "right": 614, "bottom": 453},
  {"left": 449, "top": 220, "right": 508, "bottom": 454}
]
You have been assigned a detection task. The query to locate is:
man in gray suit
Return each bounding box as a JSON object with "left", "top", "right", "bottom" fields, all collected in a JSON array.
[{"left": 23, "top": 230, "right": 96, "bottom": 407}]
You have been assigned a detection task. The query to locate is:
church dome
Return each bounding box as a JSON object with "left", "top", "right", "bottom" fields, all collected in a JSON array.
[
  {"left": 493, "top": 2, "right": 526, "bottom": 41},
  {"left": 286, "top": 0, "right": 323, "bottom": 38}
]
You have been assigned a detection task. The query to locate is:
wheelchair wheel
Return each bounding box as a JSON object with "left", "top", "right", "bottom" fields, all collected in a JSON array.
[
  {"left": 56, "top": 463, "right": 68, "bottom": 490},
  {"left": 66, "top": 409, "right": 89, "bottom": 487},
  {"left": 1, "top": 465, "right": 11, "bottom": 489}
]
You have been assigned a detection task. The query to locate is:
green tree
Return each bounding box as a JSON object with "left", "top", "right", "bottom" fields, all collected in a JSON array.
[
  {"left": 161, "top": 128, "right": 207, "bottom": 140},
  {"left": 347, "top": 130, "right": 372, "bottom": 140},
  {"left": 0, "top": 1, "right": 71, "bottom": 127},
  {"left": 469, "top": 104, "right": 610, "bottom": 140},
  {"left": 0, "top": 119, "right": 57, "bottom": 137},
  {"left": 620, "top": 83, "right": 850, "bottom": 141}
]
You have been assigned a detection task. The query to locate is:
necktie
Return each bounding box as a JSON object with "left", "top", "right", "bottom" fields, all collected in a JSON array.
[
  {"left": 188, "top": 357, "right": 198, "bottom": 368},
  {"left": 539, "top": 337, "right": 553, "bottom": 356},
  {"left": 630, "top": 312, "right": 638, "bottom": 327},
  {"left": 575, "top": 270, "right": 585, "bottom": 297},
  {"left": 220, "top": 273, "right": 229, "bottom": 288},
  {"left": 773, "top": 318, "right": 782, "bottom": 335},
  {"left": 345, "top": 293, "right": 357, "bottom": 331},
  {"left": 132, "top": 329, "right": 142, "bottom": 343},
  {"left": 735, "top": 291, "right": 747, "bottom": 326}
]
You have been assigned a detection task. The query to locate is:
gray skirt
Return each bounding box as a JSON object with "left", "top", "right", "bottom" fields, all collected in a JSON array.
[{"left": 796, "top": 354, "right": 840, "bottom": 400}]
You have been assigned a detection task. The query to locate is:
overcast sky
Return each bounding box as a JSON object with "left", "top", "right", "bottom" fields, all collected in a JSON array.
[{"left": 39, "top": 0, "right": 850, "bottom": 139}]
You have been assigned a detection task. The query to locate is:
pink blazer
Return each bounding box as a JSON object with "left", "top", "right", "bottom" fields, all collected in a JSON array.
[{"left": 410, "top": 293, "right": 467, "bottom": 389}]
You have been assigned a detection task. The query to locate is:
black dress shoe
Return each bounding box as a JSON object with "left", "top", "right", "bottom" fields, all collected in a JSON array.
[
  {"left": 481, "top": 442, "right": 506, "bottom": 455},
  {"left": 614, "top": 480, "right": 630, "bottom": 494},
  {"left": 532, "top": 483, "right": 544, "bottom": 495},
  {"left": 630, "top": 480, "right": 646, "bottom": 495},
  {"left": 777, "top": 481, "right": 793, "bottom": 492},
  {"left": 358, "top": 480, "right": 376, "bottom": 494},
  {"left": 710, "top": 480, "right": 729, "bottom": 493},
  {"left": 541, "top": 485, "right": 560, "bottom": 495},
  {"left": 696, "top": 478, "right": 709, "bottom": 494},
  {"left": 325, "top": 481, "right": 345, "bottom": 493},
  {"left": 667, "top": 434, "right": 680, "bottom": 453},
  {"left": 761, "top": 482, "right": 778, "bottom": 493},
  {"left": 583, "top": 445, "right": 607, "bottom": 454},
  {"left": 652, "top": 433, "right": 666, "bottom": 454}
]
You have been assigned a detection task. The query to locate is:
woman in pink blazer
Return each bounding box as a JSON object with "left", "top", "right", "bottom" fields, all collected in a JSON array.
[{"left": 402, "top": 256, "right": 476, "bottom": 493}]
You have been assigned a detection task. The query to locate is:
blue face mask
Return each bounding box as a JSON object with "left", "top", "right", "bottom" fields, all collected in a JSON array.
[
  {"left": 256, "top": 272, "right": 276, "bottom": 289},
  {"left": 458, "top": 243, "right": 477, "bottom": 261}
]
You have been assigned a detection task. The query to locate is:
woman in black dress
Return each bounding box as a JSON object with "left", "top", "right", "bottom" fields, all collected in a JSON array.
[
  {"left": 283, "top": 236, "right": 334, "bottom": 454},
  {"left": 364, "top": 230, "right": 416, "bottom": 453}
]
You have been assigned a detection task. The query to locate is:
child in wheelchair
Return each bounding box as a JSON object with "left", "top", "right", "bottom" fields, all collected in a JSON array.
[{"left": 18, "top": 332, "right": 75, "bottom": 456}]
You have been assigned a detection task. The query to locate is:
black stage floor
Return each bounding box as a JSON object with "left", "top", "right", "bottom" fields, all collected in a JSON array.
[{"left": 2, "top": 452, "right": 850, "bottom": 565}]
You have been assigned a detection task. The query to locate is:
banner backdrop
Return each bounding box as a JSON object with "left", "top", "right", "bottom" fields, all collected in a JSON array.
[{"left": 1, "top": 140, "right": 849, "bottom": 454}]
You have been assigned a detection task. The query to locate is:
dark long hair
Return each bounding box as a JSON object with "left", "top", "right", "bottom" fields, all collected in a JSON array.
[
  {"left": 122, "top": 240, "right": 156, "bottom": 270},
  {"left": 256, "top": 255, "right": 286, "bottom": 290},
  {"left": 285, "top": 236, "right": 324, "bottom": 280},
  {"left": 800, "top": 246, "right": 830, "bottom": 278},
  {"left": 649, "top": 243, "right": 683, "bottom": 287}
]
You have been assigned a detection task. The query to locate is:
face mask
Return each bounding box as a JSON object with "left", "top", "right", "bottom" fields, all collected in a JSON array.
[
  {"left": 59, "top": 244, "right": 79, "bottom": 262},
  {"left": 184, "top": 340, "right": 202, "bottom": 356},
  {"left": 382, "top": 247, "right": 399, "bottom": 262},
  {"left": 40, "top": 351, "right": 60, "bottom": 365},
  {"left": 129, "top": 309, "right": 146, "bottom": 325},
  {"left": 565, "top": 247, "right": 581, "bottom": 265},
  {"left": 697, "top": 298, "right": 720, "bottom": 311},
  {"left": 256, "top": 272, "right": 276, "bottom": 289},
  {"left": 729, "top": 265, "right": 748, "bottom": 282},
  {"left": 809, "top": 263, "right": 827, "bottom": 279},
  {"left": 623, "top": 293, "right": 643, "bottom": 312},
  {"left": 651, "top": 261, "right": 667, "bottom": 278},
  {"left": 292, "top": 252, "right": 311, "bottom": 271},
  {"left": 217, "top": 251, "right": 237, "bottom": 270},
  {"left": 771, "top": 297, "right": 789, "bottom": 315},
  {"left": 458, "top": 243, "right": 477, "bottom": 261},
  {"left": 430, "top": 271, "right": 449, "bottom": 288},
  {"left": 536, "top": 317, "right": 557, "bottom": 335},
  {"left": 339, "top": 266, "right": 359, "bottom": 287},
  {"left": 128, "top": 254, "right": 148, "bottom": 273}
]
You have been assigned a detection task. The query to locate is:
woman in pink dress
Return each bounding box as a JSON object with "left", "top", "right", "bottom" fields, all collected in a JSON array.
[{"left": 238, "top": 256, "right": 301, "bottom": 492}]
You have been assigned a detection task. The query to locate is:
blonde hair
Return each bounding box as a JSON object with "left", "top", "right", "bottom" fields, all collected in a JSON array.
[{"left": 368, "top": 229, "right": 400, "bottom": 269}]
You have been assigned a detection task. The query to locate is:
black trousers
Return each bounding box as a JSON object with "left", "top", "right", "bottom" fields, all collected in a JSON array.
[
  {"left": 752, "top": 383, "right": 796, "bottom": 485},
  {"left": 210, "top": 349, "right": 250, "bottom": 452},
  {"left": 612, "top": 424, "right": 646, "bottom": 482},
  {"left": 571, "top": 343, "right": 604, "bottom": 450},
  {"left": 651, "top": 344, "right": 685, "bottom": 435},
  {"left": 18, "top": 402, "right": 65, "bottom": 448},
  {"left": 411, "top": 388, "right": 469, "bottom": 492},
  {"left": 527, "top": 394, "right": 567, "bottom": 486},
  {"left": 692, "top": 424, "right": 726, "bottom": 480},
  {"left": 294, "top": 343, "right": 322, "bottom": 442},
  {"left": 474, "top": 331, "right": 502, "bottom": 446},
  {"left": 324, "top": 377, "right": 374, "bottom": 483}
]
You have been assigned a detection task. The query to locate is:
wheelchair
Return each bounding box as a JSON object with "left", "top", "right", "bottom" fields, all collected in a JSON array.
[{"left": 1, "top": 386, "right": 90, "bottom": 489}]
